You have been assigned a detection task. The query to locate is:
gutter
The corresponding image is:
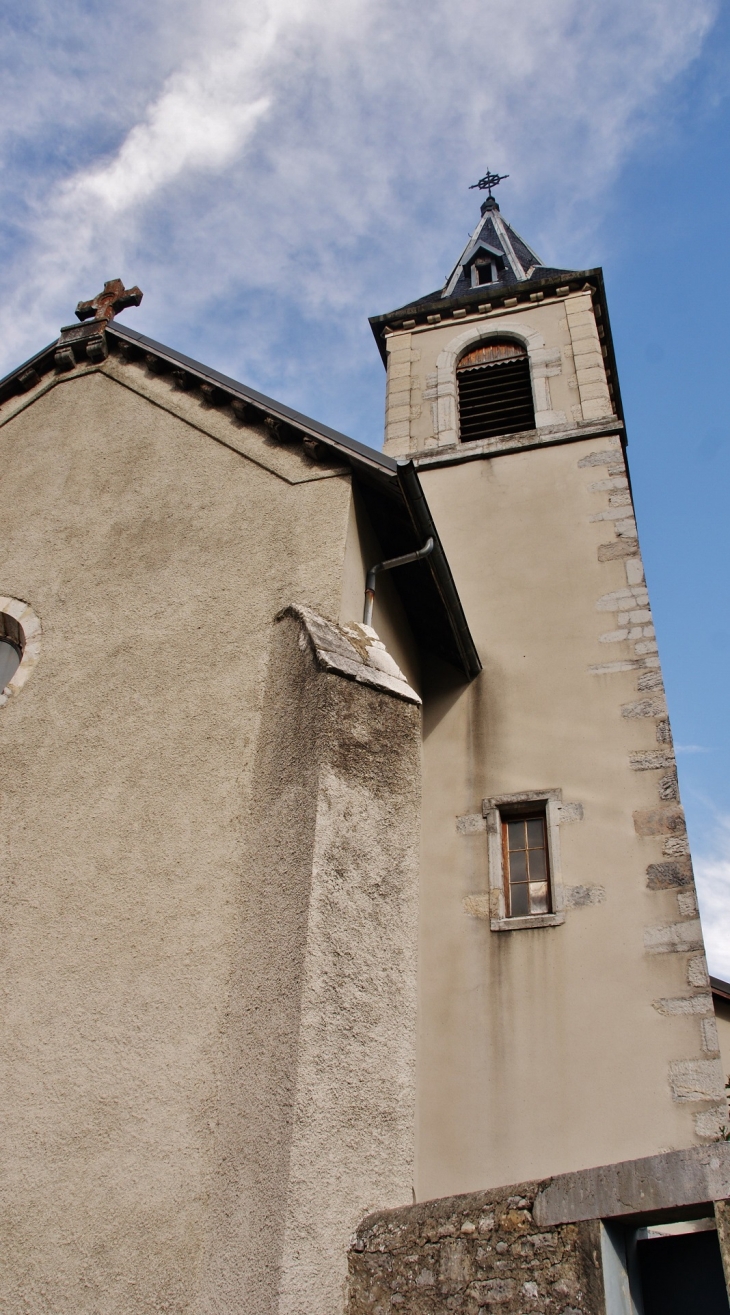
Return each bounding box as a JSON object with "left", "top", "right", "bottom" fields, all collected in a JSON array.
[
  {"left": 363, "top": 538, "right": 434, "bottom": 627},
  {"left": 109, "top": 328, "right": 482, "bottom": 680},
  {"left": 711, "top": 976, "right": 730, "bottom": 1004},
  {"left": 397, "top": 460, "right": 482, "bottom": 680}
]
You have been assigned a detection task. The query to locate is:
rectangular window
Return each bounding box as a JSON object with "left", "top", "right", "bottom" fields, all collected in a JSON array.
[
  {"left": 503, "top": 814, "right": 551, "bottom": 917},
  {"left": 483, "top": 790, "right": 566, "bottom": 931}
]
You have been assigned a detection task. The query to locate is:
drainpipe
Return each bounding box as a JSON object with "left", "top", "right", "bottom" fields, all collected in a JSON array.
[{"left": 363, "top": 538, "right": 434, "bottom": 628}]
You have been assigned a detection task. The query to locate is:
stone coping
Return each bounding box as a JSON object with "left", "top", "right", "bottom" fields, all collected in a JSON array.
[
  {"left": 281, "top": 605, "right": 421, "bottom": 705},
  {"left": 533, "top": 1142, "right": 730, "bottom": 1226}
]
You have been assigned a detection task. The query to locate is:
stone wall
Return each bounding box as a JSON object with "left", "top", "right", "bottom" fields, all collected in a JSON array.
[
  {"left": 347, "top": 1183, "right": 605, "bottom": 1315},
  {"left": 348, "top": 1145, "right": 730, "bottom": 1315}
]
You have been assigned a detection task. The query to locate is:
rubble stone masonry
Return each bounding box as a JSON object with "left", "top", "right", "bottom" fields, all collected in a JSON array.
[
  {"left": 347, "top": 1182, "right": 605, "bottom": 1315},
  {"left": 347, "top": 1146, "right": 730, "bottom": 1315}
]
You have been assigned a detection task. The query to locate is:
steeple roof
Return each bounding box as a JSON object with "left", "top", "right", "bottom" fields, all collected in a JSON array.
[{"left": 410, "top": 196, "right": 577, "bottom": 312}]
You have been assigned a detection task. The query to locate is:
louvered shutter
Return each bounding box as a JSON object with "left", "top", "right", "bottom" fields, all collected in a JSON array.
[{"left": 457, "top": 341, "right": 535, "bottom": 442}]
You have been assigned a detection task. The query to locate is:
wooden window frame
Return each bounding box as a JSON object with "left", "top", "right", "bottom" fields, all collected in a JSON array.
[
  {"left": 501, "top": 811, "right": 551, "bottom": 918},
  {"left": 482, "top": 789, "right": 566, "bottom": 931}
]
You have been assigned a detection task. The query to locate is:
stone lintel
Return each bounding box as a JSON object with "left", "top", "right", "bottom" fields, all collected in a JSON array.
[{"left": 533, "top": 1143, "right": 730, "bottom": 1227}]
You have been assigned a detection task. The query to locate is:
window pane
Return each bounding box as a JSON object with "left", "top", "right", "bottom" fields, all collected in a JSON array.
[
  {"left": 529, "top": 883, "right": 549, "bottom": 914},
  {"left": 0, "top": 639, "right": 21, "bottom": 689},
  {"left": 527, "top": 847, "right": 546, "bottom": 881},
  {"left": 510, "top": 883, "right": 529, "bottom": 917},
  {"left": 509, "top": 849, "right": 528, "bottom": 882},
  {"left": 507, "top": 820, "right": 526, "bottom": 850},
  {"left": 526, "top": 818, "right": 545, "bottom": 849}
]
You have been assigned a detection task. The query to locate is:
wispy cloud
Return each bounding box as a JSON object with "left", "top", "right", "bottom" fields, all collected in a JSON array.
[
  {"left": 0, "top": 0, "right": 719, "bottom": 431},
  {"left": 695, "top": 814, "right": 730, "bottom": 980},
  {"left": 676, "top": 744, "right": 713, "bottom": 754}
]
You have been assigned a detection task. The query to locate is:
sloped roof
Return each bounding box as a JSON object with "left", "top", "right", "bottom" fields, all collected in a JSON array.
[
  {"left": 0, "top": 318, "right": 481, "bottom": 681},
  {"left": 441, "top": 197, "right": 557, "bottom": 299}
]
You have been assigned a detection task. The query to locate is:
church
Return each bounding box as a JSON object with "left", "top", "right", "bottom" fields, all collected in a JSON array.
[{"left": 1, "top": 174, "right": 730, "bottom": 1314}]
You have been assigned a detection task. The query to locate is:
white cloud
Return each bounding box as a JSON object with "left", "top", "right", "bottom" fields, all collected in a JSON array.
[
  {"left": 695, "top": 814, "right": 730, "bottom": 980},
  {"left": 56, "top": 3, "right": 301, "bottom": 218},
  {"left": 0, "top": 0, "right": 719, "bottom": 419}
]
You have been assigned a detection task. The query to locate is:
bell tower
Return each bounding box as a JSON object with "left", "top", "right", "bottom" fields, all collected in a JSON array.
[
  {"left": 369, "top": 177, "right": 723, "bottom": 1201},
  {"left": 373, "top": 174, "right": 616, "bottom": 460}
]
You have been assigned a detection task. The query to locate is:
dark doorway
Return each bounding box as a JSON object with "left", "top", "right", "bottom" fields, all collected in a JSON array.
[{"left": 637, "top": 1228, "right": 729, "bottom": 1315}]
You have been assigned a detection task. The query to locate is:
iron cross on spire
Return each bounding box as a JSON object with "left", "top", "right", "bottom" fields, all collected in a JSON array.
[
  {"left": 75, "top": 278, "right": 143, "bottom": 324},
  {"left": 469, "top": 168, "right": 509, "bottom": 198}
]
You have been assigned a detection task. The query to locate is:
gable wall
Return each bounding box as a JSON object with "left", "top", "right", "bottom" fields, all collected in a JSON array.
[{"left": 0, "top": 367, "right": 360, "bottom": 1311}]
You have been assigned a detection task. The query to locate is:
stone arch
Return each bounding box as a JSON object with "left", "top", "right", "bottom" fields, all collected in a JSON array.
[
  {"left": 434, "top": 319, "right": 564, "bottom": 447},
  {"left": 0, "top": 597, "right": 41, "bottom": 709}
]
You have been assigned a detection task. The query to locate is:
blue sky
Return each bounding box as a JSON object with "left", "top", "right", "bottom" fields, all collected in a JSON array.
[
  {"left": 602, "top": 10, "right": 730, "bottom": 977},
  {"left": 1, "top": 0, "right": 729, "bottom": 971}
]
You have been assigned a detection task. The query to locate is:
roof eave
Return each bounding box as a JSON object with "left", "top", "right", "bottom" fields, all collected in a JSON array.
[
  {"left": 108, "top": 323, "right": 398, "bottom": 476},
  {"left": 108, "top": 327, "right": 482, "bottom": 680},
  {"left": 397, "top": 460, "right": 482, "bottom": 680},
  {"left": 711, "top": 976, "right": 730, "bottom": 1003}
]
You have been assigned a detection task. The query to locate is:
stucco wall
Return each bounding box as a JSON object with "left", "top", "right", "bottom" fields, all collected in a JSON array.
[
  {"left": 0, "top": 363, "right": 419, "bottom": 1312},
  {"left": 195, "top": 608, "right": 421, "bottom": 1315},
  {"left": 413, "top": 430, "right": 718, "bottom": 1202}
]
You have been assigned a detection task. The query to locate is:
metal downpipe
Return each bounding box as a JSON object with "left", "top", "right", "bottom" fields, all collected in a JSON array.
[{"left": 363, "top": 538, "right": 434, "bottom": 627}]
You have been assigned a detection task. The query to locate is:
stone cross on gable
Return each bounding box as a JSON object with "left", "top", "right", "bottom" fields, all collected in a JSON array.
[{"left": 75, "top": 279, "right": 143, "bottom": 324}]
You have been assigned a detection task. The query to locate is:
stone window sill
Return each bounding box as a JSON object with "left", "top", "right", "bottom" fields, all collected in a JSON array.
[{"left": 490, "top": 912, "right": 566, "bottom": 932}]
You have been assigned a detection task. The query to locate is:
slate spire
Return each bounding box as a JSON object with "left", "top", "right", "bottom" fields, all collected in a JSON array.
[
  {"left": 369, "top": 177, "right": 583, "bottom": 343},
  {"left": 441, "top": 194, "right": 551, "bottom": 300}
]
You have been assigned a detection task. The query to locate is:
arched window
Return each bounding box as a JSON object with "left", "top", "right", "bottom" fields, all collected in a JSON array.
[
  {"left": 0, "top": 598, "right": 41, "bottom": 708},
  {"left": 456, "top": 339, "right": 535, "bottom": 443},
  {"left": 0, "top": 613, "right": 23, "bottom": 688}
]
